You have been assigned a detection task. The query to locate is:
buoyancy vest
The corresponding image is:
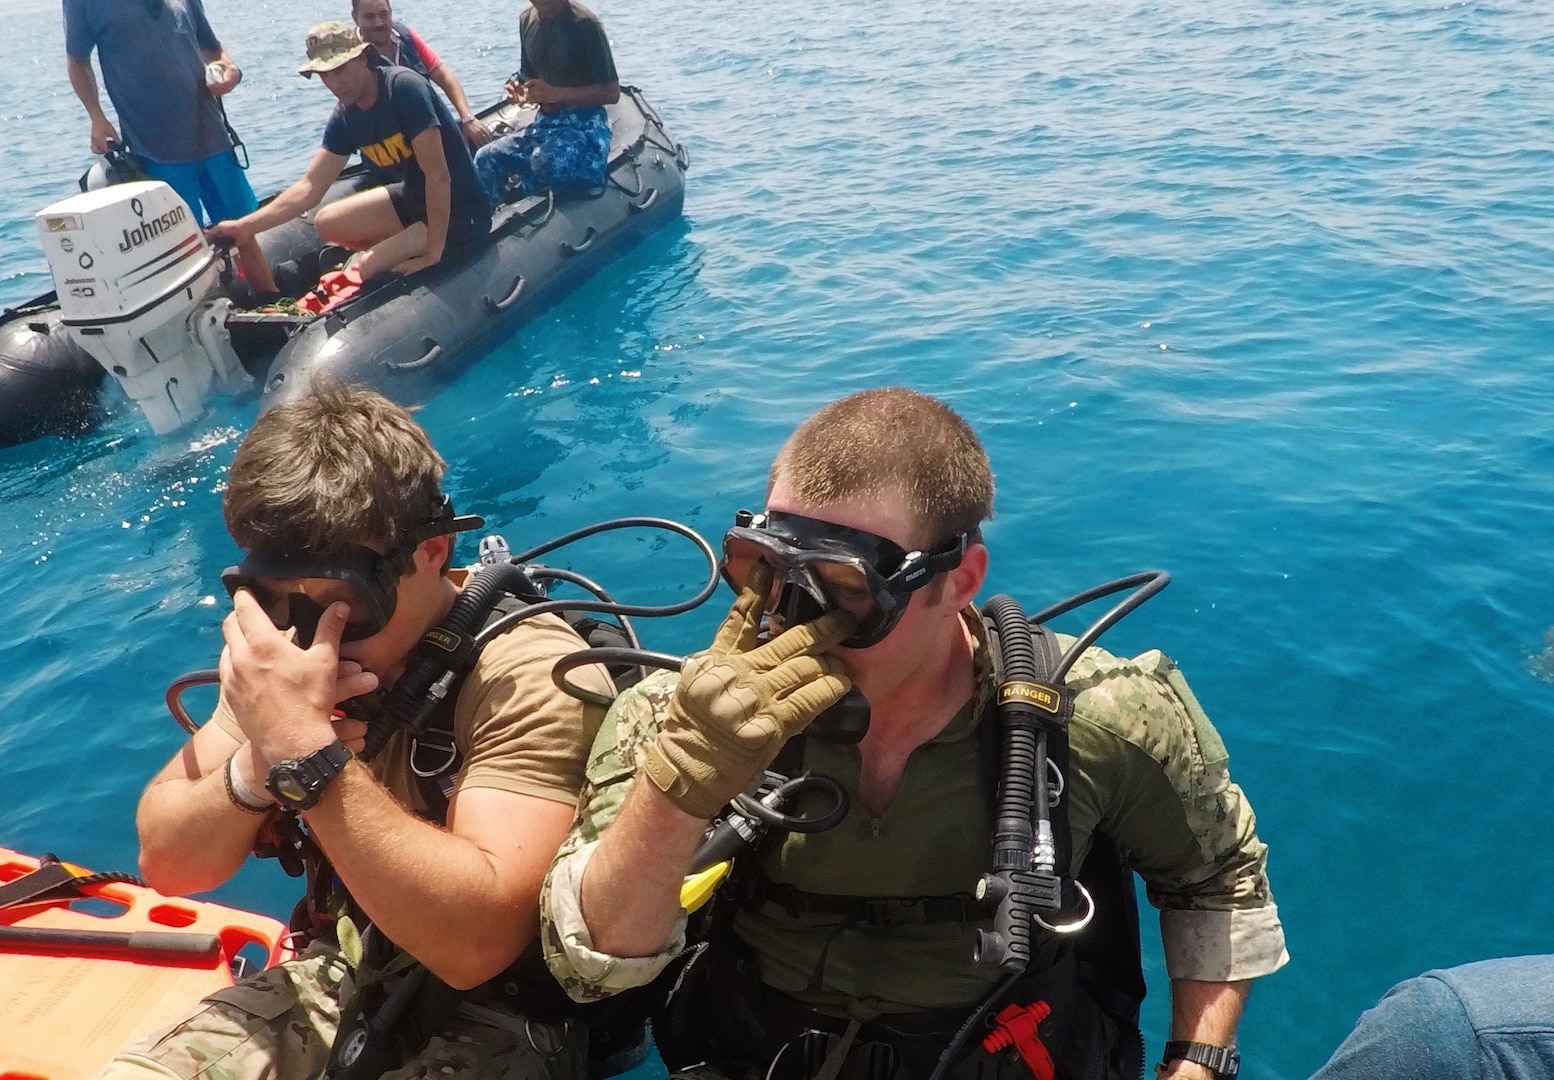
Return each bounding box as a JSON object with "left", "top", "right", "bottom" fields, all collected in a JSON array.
[
  {"left": 313, "top": 601, "right": 651, "bottom": 1080},
  {"left": 652, "top": 617, "right": 1147, "bottom": 1080}
]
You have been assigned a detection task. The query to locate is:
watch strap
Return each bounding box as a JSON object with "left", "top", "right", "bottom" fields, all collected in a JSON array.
[
  {"left": 1161, "top": 1042, "right": 1239, "bottom": 1080},
  {"left": 267, "top": 739, "right": 352, "bottom": 810}
]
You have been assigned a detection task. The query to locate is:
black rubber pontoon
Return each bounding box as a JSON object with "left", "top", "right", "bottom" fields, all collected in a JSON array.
[{"left": 257, "top": 87, "right": 686, "bottom": 408}]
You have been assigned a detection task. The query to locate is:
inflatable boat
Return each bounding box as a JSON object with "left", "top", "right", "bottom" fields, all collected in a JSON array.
[{"left": 0, "top": 87, "right": 686, "bottom": 447}]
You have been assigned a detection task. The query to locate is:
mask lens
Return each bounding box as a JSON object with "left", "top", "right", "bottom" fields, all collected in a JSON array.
[
  {"left": 721, "top": 536, "right": 784, "bottom": 611},
  {"left": 220, "top": 567, "right": 385, "bottom": 645},
  {"left": 810, "top": 561, "right": 878, "bottom": 619}
]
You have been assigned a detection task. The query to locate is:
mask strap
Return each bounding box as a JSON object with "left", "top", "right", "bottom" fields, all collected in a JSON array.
[{"left": 389, "top": 497, "right": 487, "bottom": 575}]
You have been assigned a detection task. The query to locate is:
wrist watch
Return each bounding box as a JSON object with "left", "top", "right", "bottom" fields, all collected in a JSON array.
[
  {"left": 265, "top": 739, "right": 352, "bottom": 811},
  {"left": 1160, "top": 1042, "right": 1239, "bottom": 1080}
]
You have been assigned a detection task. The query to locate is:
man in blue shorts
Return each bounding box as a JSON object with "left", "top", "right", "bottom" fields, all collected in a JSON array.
[
  {"left": 64, "top": 0, "right": 258, "bottom": 227},
  {"left": 473, "top": 0, "right": 620, "bottom": 204},
  {"left": 351, "top": 0, "right": 492, "bottom": 148},
  {"left": 206, "top": 22, "right": 492, "bottom": 295}
]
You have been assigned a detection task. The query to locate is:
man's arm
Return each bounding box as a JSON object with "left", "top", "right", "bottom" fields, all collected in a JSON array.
[
  {"left": 199, "top": 45, "right": 242, "bottom": 97},
  {"left": 136, "top": 677, "right": 376, "bottom": 896},
  {"left": 137, "top": 704, "right": 276, "bottom": 893},
  {"left": 541, "top": 673, "right": 697, "bottom": 1001},
  {"left": 1065, "top": 644, "right": 1287, "bottom": 1076},
  {"left": 403, "top": 124, "right": 450, "bottom": 270},
  {"left": 216, "top": 584, "right": 605, "bottom": 988},
  {"left": 427, "top": 65, "right": 490, "bottom": 147},
  {"left": 184, "top": 0, "right": 238, "bottom": 97},
  {"left": 1162, "top": 980, "right": 1250, "bottom": 1079},
  {"left": 206, "top": 148, "right": 348, "bottom": 294},
  {"left": 305, "top": 766, "right": 575, "bottom": 988},
  {"left": 581, "top": 774, "right": 704, "bottom": 956},
  {"left": 520, "top": 79, "right": 620, "bottom": 110},
  {"left": 65, "top": 55, "right": 118, "bottom": 155},
  {"left": 544, "top": 587, "right": 854, "bottom": 1000}
]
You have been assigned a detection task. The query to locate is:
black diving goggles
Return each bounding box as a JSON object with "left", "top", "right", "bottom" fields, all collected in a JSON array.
[
  {"left": 220, "top": 497, "right": 483, "bottom": 648},
  {"left": 721, "top": 510, "right": 968, "bottom": 649}
]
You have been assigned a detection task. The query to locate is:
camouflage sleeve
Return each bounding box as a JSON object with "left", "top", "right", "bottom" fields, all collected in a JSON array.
[
  {"left": 1062, "top": 641, "right": 1290, "bottom": 983},
  {"left": 541, "top": 670, "right": 689, "bottom": 1002}
]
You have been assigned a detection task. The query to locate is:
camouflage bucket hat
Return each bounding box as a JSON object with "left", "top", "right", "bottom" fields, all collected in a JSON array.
[{"left": 299, "top": 21, "right": 369, "bottom": 76}]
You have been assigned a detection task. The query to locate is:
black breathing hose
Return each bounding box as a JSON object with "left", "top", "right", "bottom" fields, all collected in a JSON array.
[
  {"left": 1032, "top": 570, "right": 1172, "bottom": 680},
  {"left": 166, "top": 669, "right": 220, "bottom": 734},
  {"left": 359, "top": 517, "right": 720, "bottom": 761},
  {"left": 926, "top": 570, "right": 1172, "bottom": 1080},
  {"left": 360, "top": 560, "right": 536, "bottom": 761},
  {"left": 974, "top": 594, "right": 1051, "bottom": 978},
  {"left": 551, "top": 647, "right": 685, "bottom": 707},
  {"left": 479, "top": 516, "right": 719, "bottom": 646},
  {"left": 688, "top": 775, "right": 852, "bottom": 873},
  {"left": 526, "top": 566, "right": 643, "bottom": 648}
]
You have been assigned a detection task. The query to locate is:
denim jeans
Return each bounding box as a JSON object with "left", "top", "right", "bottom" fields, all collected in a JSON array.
[{"left": 1310, "top": 956, "right": 1554, "bottom": 1080}]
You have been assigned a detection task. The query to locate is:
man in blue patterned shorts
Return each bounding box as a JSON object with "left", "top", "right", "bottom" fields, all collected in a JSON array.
[{"left": 473, "top": 0, "right": 619, "bottom": 204}]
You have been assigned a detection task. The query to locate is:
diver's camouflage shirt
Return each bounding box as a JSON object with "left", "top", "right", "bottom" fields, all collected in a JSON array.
[{"left": 540, "top": 610, "right": 1288, "bottom": 1014}]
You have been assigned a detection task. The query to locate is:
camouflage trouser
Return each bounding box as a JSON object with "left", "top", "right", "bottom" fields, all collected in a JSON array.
[
  {"left": 473, "top": 106, "right": 614, "bottom": 204},
  {"left": 99, "top": 941, "right": 586, "bottom": 1080}
]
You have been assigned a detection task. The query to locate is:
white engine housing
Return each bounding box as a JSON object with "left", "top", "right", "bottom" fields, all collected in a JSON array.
[{"left": 35, "top": 180, "right": 248, "bottom": 435}]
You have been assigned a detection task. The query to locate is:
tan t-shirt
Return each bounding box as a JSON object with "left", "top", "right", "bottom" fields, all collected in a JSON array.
[{"left": 208, "top": 611, "right": 612, "bottom": 815}]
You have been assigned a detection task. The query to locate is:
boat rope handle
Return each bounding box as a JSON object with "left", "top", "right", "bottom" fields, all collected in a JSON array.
[
  {"left": 627, "top": 188, "right": 659, "bottom": 214},
  {"left": 560, "top": 227, "right": 597, "bottom": 257},
  {"left": 520, "top": 190, "right": 556, "bottom": 231},
  {"left": 484, "top": 274, "right": 527, "bottom": 313},
  {"left": 383, "top": 338, "right": 442, "bottom": 372}
]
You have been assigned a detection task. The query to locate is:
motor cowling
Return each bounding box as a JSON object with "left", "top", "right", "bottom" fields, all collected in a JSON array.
[{"left": 34, "top": 180, "right": 248, "bottom": 435}]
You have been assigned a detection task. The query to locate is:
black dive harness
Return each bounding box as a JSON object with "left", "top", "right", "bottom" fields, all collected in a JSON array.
[
  {"left": 654, "top": 572, "right": 1170, "bottom": 1080},
  {"left": 166, "top": 515, "right": 721, "bottom": 1080}
]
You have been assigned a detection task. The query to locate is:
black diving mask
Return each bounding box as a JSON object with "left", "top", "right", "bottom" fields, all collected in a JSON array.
[
  {"left": 721, "top": 510, "right": 968, "bottom": 649},
  {"left": 221, "top": 497, "right": 484, "bottom": 648}
]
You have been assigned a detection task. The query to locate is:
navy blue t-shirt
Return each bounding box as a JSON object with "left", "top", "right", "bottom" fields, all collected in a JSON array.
[
  {"left": 63, "top": 0, "right": 232, "bottom": 164},
  {"left": 321, "top": 65, "right": 491, "bottom": 230}
]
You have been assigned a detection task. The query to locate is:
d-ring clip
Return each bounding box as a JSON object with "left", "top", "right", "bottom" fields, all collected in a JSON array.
[{"left": 1034, "top": 880, "right": 1094, "bottom": 935}]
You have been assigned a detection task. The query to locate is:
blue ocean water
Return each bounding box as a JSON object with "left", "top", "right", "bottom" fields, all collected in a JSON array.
[{"left": 3, "top": 0, "right": 1554, "bottom": 1074}]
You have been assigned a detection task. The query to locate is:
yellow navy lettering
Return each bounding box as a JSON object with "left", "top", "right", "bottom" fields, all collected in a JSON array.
[{"left": 361, "top": 133, "right": 413, "bottom": 169}]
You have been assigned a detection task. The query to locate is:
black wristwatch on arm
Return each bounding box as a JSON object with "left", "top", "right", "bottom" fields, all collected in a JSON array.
[
  {"left": 265, "top": 739, "right": 352, "bottom": 811},
  {"left": 1158, "top": 1042, "right": 1239, "bottom": 1080}
]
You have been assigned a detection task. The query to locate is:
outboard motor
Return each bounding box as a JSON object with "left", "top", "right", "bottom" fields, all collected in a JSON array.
[{"left": 34, "top": 180, "right": 249, "bottom": 435}]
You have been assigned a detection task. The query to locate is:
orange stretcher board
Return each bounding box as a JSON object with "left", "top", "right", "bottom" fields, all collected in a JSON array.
[{"left": 0, "top": 847, "right": 292, "bottom": 1080}]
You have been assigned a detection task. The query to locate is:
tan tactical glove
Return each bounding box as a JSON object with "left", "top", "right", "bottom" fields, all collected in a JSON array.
[{"left": 641, "top": 563, "right": 855, "bottom": 820}]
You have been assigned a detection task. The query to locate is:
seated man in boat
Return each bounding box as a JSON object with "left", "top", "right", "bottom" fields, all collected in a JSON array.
[
  {"left": 100, "top": 382, "right": 611, "bottom": 1079},
  {"left": 351, "top": 0, "right": 492, "bottom": 148},
  {"left": 206, "top": 22, "right": 492, "bottom": 296},
  {"left": 64, "top": 0, "right": 258, "bottom": 227},
  {"left": 540, "top": 388, "right": 1289, "bottom": 1080},
  {"left": 472, "top": 0, "right": 620, "bottom": 205}
]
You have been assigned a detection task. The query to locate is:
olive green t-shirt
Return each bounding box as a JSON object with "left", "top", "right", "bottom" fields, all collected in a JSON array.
[{"left": 518, "top": 0, "right": 618, "bottom": 89}]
